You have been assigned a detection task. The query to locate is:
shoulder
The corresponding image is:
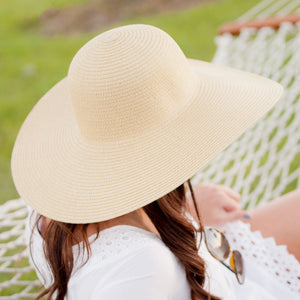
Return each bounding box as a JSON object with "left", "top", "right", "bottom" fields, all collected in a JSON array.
[
  {"left": 72, "top": 230, "right": 181, "bottom": 299},
  {"left": 123, "top": 239, "right": 179, "bottom": 277},
  {"left": 90, "top": 244, "right": 178, "bottom": 299},
  {"left": 84, "top": 225, "right": 179, "bottom": 273},
  {"left": 76, "top": 232, "right": 179, "bottom": 282}
]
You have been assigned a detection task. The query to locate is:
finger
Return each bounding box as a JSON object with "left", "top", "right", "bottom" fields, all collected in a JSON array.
[
  {"left": 217, "top": 185, "right": 241, "bottom": 203},
  {"left": 221, "top": 209, "right": 248, "bottom": 223},
  {"left": 221, "top": 194, "right": 241, "bottom": 211}
]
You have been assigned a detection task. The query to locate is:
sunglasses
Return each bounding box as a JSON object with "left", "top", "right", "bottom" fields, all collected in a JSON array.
[{"left": 199, "top": 226, "right": 245, "bottom": 284}]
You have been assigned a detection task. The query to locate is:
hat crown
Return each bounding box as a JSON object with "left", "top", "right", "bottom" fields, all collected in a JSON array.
[{"left": 67, "top": 24, "right": 197, "bottom": 142}]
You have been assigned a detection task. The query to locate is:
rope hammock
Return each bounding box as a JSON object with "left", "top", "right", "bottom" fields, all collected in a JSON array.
[
  {"left": 192, "top": 0, "right": 300, "bottom": 210},
  {"left": 1, "top": 0, "right": 300, "bottom": 298}
]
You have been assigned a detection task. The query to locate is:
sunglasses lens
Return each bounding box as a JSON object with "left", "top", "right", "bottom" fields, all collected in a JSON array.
[
  {"left": 231, "top": 250, "right": 244, "bottom": 284},
  {"left": 204, "top": 227, "right": 230, "bottom": 260}
]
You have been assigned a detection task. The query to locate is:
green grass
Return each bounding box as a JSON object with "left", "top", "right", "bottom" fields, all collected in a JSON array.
[{"left": 0, "top": 0, "right": 262, "bottom": 205}]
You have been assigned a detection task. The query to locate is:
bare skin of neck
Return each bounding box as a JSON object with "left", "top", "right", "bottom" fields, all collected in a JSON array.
[{"left": 39, "top": 208, "right": 161, "bottom": 243}]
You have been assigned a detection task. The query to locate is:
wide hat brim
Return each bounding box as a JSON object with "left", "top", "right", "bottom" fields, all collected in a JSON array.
[{"left": 11, "top": 58, "right": 283, "bottom": 223}]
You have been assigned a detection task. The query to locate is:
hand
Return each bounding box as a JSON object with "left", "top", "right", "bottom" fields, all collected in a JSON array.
[{"left": 186, "top": 182, "right": 250, "bottom": 227}]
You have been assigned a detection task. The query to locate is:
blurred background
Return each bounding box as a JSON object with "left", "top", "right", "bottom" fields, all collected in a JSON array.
[{"left": 0, "top": 0, "right": 261, "bottom": 205}]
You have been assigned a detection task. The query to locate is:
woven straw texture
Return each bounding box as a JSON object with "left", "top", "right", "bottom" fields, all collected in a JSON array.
[{"left": 11, "top": 24, "right": 283, "bottom": 223}]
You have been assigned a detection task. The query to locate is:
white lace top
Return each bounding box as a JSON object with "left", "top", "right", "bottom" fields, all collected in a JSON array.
[{"left": 25, "top": 205, "right": 300, "bottom": 299}]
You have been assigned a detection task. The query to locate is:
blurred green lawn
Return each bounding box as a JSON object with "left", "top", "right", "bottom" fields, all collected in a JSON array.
[{"left": 0, "top": 0, "right": 261, "bottom": 205}]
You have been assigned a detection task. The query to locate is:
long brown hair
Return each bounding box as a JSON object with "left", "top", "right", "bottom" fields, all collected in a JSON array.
[{"left": 29, "top": 178, "right": 221, "bottom": 300}]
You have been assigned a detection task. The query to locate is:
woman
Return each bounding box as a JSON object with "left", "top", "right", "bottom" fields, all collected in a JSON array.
[{"left": 11, "top": 24, "right": 299, "bottom": 299}]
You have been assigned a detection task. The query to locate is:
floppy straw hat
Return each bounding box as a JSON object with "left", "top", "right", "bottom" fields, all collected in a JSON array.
[{"left": 11, "top": 24, "right": 283, "bottom": 223}]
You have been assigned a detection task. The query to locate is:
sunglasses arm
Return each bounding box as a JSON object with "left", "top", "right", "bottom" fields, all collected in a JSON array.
[{"left": 220, "top": 260, "right": 234, "bottom": 273}]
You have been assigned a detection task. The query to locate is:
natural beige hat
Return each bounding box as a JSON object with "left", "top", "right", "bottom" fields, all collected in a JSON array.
[{"left": 11, "top": 24, "right": 283, "bottom": 223}]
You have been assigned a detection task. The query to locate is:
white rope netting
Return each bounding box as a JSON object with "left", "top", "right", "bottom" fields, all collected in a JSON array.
[
  {"left": 192, "top": 1, "right": 300, "bottom": 210},
  {"left": 0, "top": 200, "right": 42, "bottom": 299},
  {"left": 1, "top": 0, "right": 300, "bottom": 298}
]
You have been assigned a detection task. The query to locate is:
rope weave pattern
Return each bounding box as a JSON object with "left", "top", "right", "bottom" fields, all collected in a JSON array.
[
  {"left": 1, "top": 0, "right": 300, "bottom": 298},
  {"left": 192, "top": 20, "right": 300, "bottom": 210}
]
